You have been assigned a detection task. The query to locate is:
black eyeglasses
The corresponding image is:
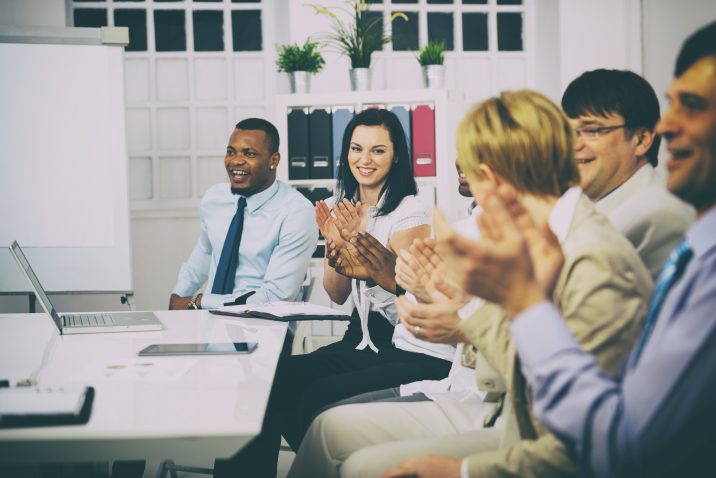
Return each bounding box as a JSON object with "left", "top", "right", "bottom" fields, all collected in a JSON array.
[{"left": 574, "top": 124, "right": 626, "bottom": 139}]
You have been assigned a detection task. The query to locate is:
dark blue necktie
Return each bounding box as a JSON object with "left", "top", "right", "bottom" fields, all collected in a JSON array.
[
  {"left": 630, "top": 240, "right": 693, "bottom": 366},
  {"left": 212, "top": 196, "right": 247, "bottom": 295}
]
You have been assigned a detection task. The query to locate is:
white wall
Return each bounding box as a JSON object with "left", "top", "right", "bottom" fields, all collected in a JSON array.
[
  {"left": 0, "top": 0, "right": 66, "bottom": 27},
  {"left": 558, "top": 0, "right": 642, "bottom": 92},
  {"left": 534, "top": 0, "right": 561, "bottom": 102},
  {"left": 643, "top": 0, "right": 716, "bottom": 111}
]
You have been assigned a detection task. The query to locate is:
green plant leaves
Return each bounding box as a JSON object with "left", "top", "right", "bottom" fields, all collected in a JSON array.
[
  {"left": 276, "top": 40, "right": 326, "bottom": 73},
  {"left": 417, "top": 41, "right": 445, "bottom": 66},
  {"left": 308, "top": 0, "right": 408, "bottom": 69}
]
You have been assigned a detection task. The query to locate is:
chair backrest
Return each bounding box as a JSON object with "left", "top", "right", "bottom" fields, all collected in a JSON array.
[{"left": 300, "top": 278, "right": 315, "bottom": 302}]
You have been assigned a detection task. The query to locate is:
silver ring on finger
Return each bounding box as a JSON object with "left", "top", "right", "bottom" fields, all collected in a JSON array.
[{"left": 415, "top": 325, "right": 421, "bottom": 337}]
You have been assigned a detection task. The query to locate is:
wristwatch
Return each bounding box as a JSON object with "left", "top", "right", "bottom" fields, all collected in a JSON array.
[{"left": 187, "top": 293, "right": 200, "bottom": 310}]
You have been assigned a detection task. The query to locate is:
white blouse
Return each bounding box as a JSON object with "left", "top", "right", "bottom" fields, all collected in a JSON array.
[{"left": 328, "top": 193, "right": 434, "bottom": 353}]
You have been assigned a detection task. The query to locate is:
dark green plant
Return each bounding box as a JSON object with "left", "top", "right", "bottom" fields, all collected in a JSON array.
[
  {"left": 308, "top": 1, "right": 408, "bottom": 69},
  {"left": 417, "top": 41, "right": 445, "bottom": 66},
  {"left": 276, "top": 40, "right": 326, "bottom": 74}
]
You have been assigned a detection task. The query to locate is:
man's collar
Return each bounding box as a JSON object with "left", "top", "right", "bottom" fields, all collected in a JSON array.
[
  {"left": 235, "top": 180, "right": 279, "bottom": 213},
  {"left": 595, "top": 164, "right": 654, "bottom": 213},
  {"left": 549, "top": 186, "right": 582, "bottom": 244}
]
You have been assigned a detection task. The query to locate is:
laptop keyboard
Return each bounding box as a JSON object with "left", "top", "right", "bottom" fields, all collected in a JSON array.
[{"left": 61, "top": 313, "right": 116, "bottom": 327}]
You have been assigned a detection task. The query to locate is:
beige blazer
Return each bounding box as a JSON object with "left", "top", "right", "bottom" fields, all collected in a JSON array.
[
  {"left": 596, "top": 164, "right": 695, "bottom": 279},
  {"left": 458, "top": 196, "right": 654, "bottom": 478}
]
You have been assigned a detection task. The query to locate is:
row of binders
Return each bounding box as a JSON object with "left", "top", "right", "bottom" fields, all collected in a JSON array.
[{"left": 287, "top": 103, "right": 437, "bottom": 180}]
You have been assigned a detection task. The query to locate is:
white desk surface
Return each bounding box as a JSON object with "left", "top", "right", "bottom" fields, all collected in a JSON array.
[{"left": 0, "top": 310, "right": 287, "bottom": 464}]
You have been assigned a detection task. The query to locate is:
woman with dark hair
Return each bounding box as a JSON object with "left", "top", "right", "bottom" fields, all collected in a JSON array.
[
  {"left": 214, "top": 109, "right": 453, "bottom": 478},
  {"left": 334, "top": 107, "right": 418, "bottom": 217}
]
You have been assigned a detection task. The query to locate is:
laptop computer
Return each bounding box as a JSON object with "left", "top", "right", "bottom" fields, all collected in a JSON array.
[{"left": 9, "top": 241, "right": 163, "bottom": 335}]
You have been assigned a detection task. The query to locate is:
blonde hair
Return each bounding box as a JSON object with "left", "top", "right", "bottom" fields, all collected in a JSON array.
[{"left": 456, "top": 89, "right": 580, "bottom": 197}]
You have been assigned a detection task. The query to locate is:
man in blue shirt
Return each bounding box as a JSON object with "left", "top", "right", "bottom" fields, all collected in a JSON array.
[
  {"left": 168, "top": 118, "right": 318, "bottom": 310},
  {"left": 407, "top": 21, "right": 716, "bottom": 478}
]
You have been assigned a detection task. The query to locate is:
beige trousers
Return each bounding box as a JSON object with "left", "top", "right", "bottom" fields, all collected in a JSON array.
[{"left": 287, "top": 400, "right": 502, "bottom": 478}]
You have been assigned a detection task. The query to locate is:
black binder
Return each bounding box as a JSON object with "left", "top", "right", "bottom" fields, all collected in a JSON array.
[
  {"left": 309, "top": 108, "right": 333, "bottom": 179},
  {"left": 331, "top": 106, "right": 354, "bottom": 178},
  {"left": 310, "top": 187, "right": 333, "bottom": 203},
  {"left": 295, "top": 187, "right": 313, "bottom": 202},
  {"left": 287, "top": 107, "right": 310, "bottom": 180}
]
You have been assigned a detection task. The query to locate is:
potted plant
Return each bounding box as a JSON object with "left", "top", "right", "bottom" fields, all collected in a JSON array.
[
  {"left": 417, "top": 41, "right": 446, "bottom": 89},
  {"left": 309, "top": 1, "right": 407, "bottom": 91},
  {"left": 276, "top": 40, "right": 326, "bottom": 94}
]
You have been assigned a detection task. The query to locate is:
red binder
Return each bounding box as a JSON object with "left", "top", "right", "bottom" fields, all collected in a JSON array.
[{"left": 411, "top": 104, "right": 436, "bottom": 177}]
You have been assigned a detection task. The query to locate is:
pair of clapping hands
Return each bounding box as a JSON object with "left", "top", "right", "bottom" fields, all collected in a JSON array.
[
  {"left": 315, "top": 199, "right": 398, "bottom": 293},
  {"left": 395, "top": 182, "right": 563, "bottom": 347},
  {"left": 394, "top": 232, "right": 472, "bottom": 345}
]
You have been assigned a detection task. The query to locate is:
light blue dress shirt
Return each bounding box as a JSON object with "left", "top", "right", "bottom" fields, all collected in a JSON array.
[
  {"left": 509, "top": 206, "right": 716, "bottom": 477},
  {"left": 172, "top": 180, "right": 318, "bottom": 310}
]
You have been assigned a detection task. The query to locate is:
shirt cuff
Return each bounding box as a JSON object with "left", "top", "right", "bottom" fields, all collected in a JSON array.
[
  {"left": 508, "top": 301, "right": 579, "bottom": 366},
  {"left": 460, "top": 457, "right": 470, "bottom": 478},
  {"left": 458, "top": 297, "right": 484, "bottom": 322},
  {"left": 199, "top": 293, "right": 224, "bottom": 310}
]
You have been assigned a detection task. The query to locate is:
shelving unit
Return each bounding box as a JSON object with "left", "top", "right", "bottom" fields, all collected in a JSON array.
[{"left": 275, "top": 88, "right": 468, "bottom": 226}]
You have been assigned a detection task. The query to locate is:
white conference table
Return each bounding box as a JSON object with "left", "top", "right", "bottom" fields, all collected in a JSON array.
[{"left": 0, "top": 310, "right": 287, "bottom": 464}]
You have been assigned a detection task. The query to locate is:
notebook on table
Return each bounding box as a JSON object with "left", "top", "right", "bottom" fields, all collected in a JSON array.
[
  {"left": 210, "top": 301, "right": 351, "bottom": 322},
  {"left": 0, "top": 385, "right": 94, "bottom": 428},
  {"left": 9, "top": 241, "right": 163, "bottom": 335}
]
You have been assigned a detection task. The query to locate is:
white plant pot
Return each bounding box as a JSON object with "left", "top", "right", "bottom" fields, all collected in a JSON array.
[
  {"left": 422, "top": 64, "right": 445, "bottom": 89},
  {"left": 349, "top": 68, "right": 372, "bottom": 91},
  {"left": 288, "top": 71, "right": 311, "bottom": 94}
]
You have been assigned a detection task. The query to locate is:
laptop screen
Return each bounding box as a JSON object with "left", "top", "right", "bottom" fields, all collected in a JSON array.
[{"left": 10, "top": 241, "right": 63, "bottom": 331}]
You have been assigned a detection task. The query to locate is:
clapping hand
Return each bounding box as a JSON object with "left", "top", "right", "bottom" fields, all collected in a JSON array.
[
  {"left": 326, "top": 237, "right": 370, "bottom": 280},
  {"left": 315, "top": 200, "right": 345, "bottom": 248},
  {"left": 333, "top": 198, "right": 364, "bottom": 242},
  {"left": 395, "top": 249, "right": 431, "bottom": 303},
  {"left": 395, "top": 268, "right": 470, "bottom": 345},
  {"left": 395, "top": 238, "right": 442, "bottom": 303},
  {"left": 381, "top": 454, "right": 462, "bottom": 478},
  {"left": 434, "top": 184, "right": 564, "bottom": 318},
  {"left": 350, "top": 232, "right": 397, "bottom": 293}
]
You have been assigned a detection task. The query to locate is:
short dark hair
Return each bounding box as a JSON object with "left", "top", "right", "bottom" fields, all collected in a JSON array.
[
  {"left": 561, "top": 69, "right": 661, "bottom": 167},
  {"left": 337, "top": 108, "right": 417, "bottom": 217},
  {"left": 675, "top": 21, "right": 716, "bottom": 77},
  {"left": 235, "top": 118, "right": 279, "bottom": 154}
]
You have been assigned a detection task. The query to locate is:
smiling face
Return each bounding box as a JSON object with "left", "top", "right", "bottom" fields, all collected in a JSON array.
[
  {"left": 657, "top": 56, "right": 716, "bottom": 215},
  {"left": 224, "top": 128, "right": 278, "bottom": 196},
  {"left": 347, "top": 125, "right": 394, "bottom": 193},
  {"left": 570, "top": 113, "right": 646, "bottom": 201}
]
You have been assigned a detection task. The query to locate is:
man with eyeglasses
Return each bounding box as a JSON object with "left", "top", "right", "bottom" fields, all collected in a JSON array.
[{"left": 562, "top": 69, "right": 695, "bottom": 277}]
